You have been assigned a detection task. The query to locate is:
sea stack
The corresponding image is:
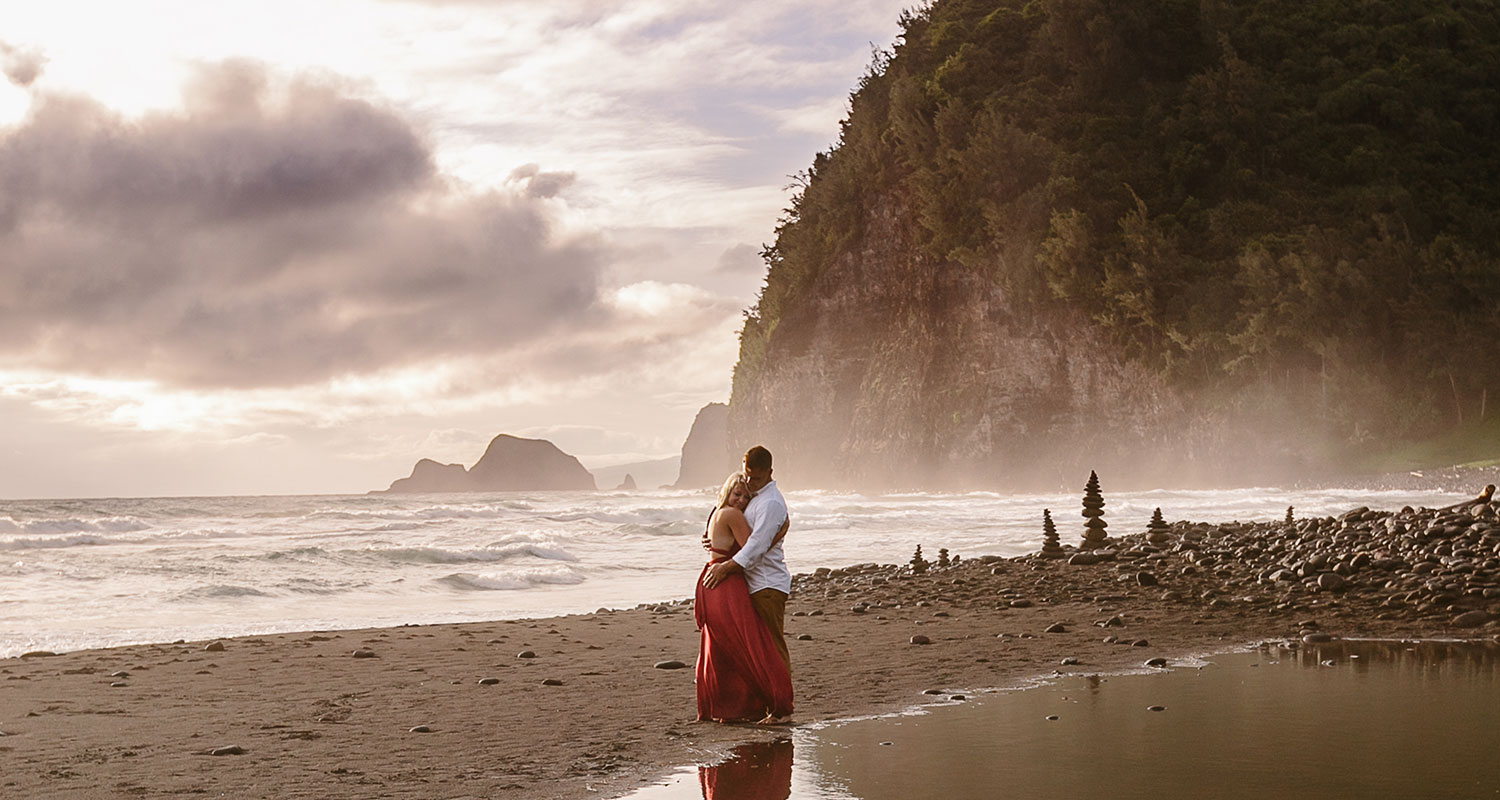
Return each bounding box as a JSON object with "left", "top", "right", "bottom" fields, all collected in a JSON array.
[
  {"left": 1040, "top": 509, "right": 1065, "bottom": 558},
  {"left": 382, "top": 434, "right": 596, "bottom": 493},
  {"left": 1081, "top": 470, "right": 1109, "bottom": 550}
]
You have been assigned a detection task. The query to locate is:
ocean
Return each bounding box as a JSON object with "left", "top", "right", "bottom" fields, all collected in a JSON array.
[{"left": 0, "top": 485, "right": 1471, "bottom": 659}]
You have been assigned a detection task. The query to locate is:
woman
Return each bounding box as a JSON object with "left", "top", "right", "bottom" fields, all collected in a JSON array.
[{"left": 694, "top": 473, "right": 793, "bottom": 723}]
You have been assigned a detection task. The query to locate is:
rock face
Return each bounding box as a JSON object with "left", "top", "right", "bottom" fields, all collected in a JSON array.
[
  {"left": 386, "top": 459, "right": 470, "bottom": 493},
  {"left": 615, "top": 474, "right": 637, "bottom": 491},
  {"left": 383, "top": 434, "right": 596, "bottom": 493},
  {"left": 673, "top": 403, "right": 736, "bottom": 488},
  {"left": 727, "top": 195, "right": 1219, "bottom": 490}
]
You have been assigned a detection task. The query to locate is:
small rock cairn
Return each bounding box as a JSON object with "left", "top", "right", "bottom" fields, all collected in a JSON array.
[
  {"left": 1146, "top": 507, "right": 1172, "bottom": 545},
  {"left": 910, "top": 544, "right": 930, "bottom": 575},
  {"left": 1285, "top": 506, "right": 1295, "bottom": 525},
  {"left": 1081, "top": 470, "right": 1109, "bottom": 550},
  {"left": 937, "top": 548, "right": 952, "bottom": 568},
  {"left": 1040, "top": 509, "right": 1066, "bottom": 558}
]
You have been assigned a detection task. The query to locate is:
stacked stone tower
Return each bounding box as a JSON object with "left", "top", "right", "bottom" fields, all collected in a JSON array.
[
  {"left": 1041, "top": 509, "right": 1065, "bottom": 558},
  {"left": 910, "top": 544, "right": 930, "bottom": 574},
  {"left": 1285, "top": 506, "right": 1295, "bottom": 525},
  {"left": 1146, "top": 507, "right": 1172, "bottom": 545},
  {"left": 1081, "top": 470, "right": 1109, "bottom": 550}
]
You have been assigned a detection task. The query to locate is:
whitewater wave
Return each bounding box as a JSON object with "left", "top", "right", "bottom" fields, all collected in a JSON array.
[
  {"left": 177, "top": 584, "right": 272, "bottom": 600},
  {"left": 436, "top": 566, "right": 585, "bottom": 591},
  {"left": 0, "top": 534, "right": 111, "bottom": 550},
  {"left": 0, "top": 528, "right": 251, "bottom": 551},
  {"left": 360, "top": 538, "right": 577, "bottom": 565},
  {"left": 303, "top": 501, "right": 535, "bottom": 523},
  {"left": 0, "top": 515, "right": 151, "bottom": 536}
]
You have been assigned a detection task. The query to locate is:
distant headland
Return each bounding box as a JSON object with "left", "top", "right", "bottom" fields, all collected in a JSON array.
[{"left": 379, "top": 434, "right": 596, "bottom": 493}]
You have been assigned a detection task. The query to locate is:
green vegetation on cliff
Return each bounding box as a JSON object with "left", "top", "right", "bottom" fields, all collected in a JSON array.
[{"left": 737, "top": 0, "right": 1500, "bottom": 447}]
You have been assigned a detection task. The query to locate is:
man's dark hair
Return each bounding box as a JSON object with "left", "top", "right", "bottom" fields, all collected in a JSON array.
[{"left": 743, "top": 445, "right": 772, "bottom": 472}]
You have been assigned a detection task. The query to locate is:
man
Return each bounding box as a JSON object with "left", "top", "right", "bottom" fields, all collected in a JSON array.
[{"left": 702, "top": 445, "right": 792, "bottom": 672}]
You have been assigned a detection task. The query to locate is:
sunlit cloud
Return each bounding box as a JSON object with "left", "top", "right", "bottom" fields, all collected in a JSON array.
[{"left": 0, "top": 0, "right": 911, "bottom": 497}]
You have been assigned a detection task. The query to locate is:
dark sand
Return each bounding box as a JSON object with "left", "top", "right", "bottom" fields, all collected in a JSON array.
[{"left": 3, "top": 492, "right": 1498, "bottom": 799}]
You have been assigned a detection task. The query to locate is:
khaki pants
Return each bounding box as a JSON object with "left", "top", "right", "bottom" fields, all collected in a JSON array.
[{"left": 750, "top": 588, "right": 790, "bottom": 672}]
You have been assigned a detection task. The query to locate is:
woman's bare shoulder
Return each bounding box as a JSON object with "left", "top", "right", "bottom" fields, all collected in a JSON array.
[{"left": 714, "top": 507, "right": 747, "bottom": 524}]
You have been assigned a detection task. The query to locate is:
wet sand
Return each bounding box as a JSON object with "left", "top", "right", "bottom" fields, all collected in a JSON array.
[{"left": 3, "top": 500, "right": 1498, "bottom": 799}]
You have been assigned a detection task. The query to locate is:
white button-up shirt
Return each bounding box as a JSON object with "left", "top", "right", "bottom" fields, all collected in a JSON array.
[{"left": 732, "top": 479, "right": 791, "bottom": 595}]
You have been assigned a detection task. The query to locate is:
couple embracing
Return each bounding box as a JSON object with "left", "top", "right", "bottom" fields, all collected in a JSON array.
[{"left": 694, "top": 445, "right": 794, "bottom": 724}]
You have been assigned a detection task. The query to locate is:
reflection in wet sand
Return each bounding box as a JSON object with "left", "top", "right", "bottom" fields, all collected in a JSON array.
[
  {"left": 624, "top": 640, "right": 1499, "bottom": 800},
  {"left": 698, "top": 739, "right": 793, "bottom": 800},
  {"left": 813, "top": 639, "right": 1500, "bottom": 800}
]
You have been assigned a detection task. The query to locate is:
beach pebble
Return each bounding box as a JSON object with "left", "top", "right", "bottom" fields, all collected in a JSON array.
[
  {"left": 796, "top": 634, "right": 813, "bottom": 641},
  {"left": 654, "top": 660, "right": 688, "bottom": 670},
  {"left": 110, "top": 671, "right": 130, "bottom": 678},
  {"left": 1302, "top": 633, "right": 1333, "bottom": 643},
  {"left": 1144, "top": 657, "right": 1168, "bottom": 667},
  {"left": 204, "top": 641, "right": 226, "bottom": 652},
  {"left": 1136, "top": 571, "right": 1159, "bottom": 587},
  {"left": 1317, "top": 573, "right": 1348, "bottom": 591},
  {"left": 1045, "top": 715, "right": 1059, "bottom": 721},
  {"left": 1008, "top": 599, "right": 1033, "bottom": 608},
  {"left": 1452, "top": 610, "right": 1492, "bottom": 627},
  {"left": 351, "top": 649, "right": 377, "bottom": 659},
  {"left": 1045, "top": 623, "right": 1068, "bottom": 634},
  {"left": 1132, "top": 639, "right": 1150, "bottom": 647},
  {"left": 409, "top": 725, "right": 432, "bottom": 733},
  {"left": 210, "top": 745, "right": 246, "bottom": 756},
  {"left": 1067, "top": 553, "right": 1100, "bottom": 566},
  {"left": 1147, "top": 705, "right": 1166, "bottom": 712},
  {"left": 922, "top": 688, "right": 944, "bottom": 695},
  {"left": 541, "top": 678, "right": 564, "bottom": 686},
  {"left": 516, "top": 650, "right": 537, "bottom": 659},
  {"left": 909, "top": 635, "right": 931, "bottom": 645},
  {"left": 478, "top": 677, "right": 500, "bottom": 685},
  {"left": 110, "top": 681, "right": 128, "bottom": 688},
  {"left": 950, "top": 694, "right": 966, "bottom": 701},
  {"left": 18, "top": 651, "right": 57, "bottom": 659},
  {"left": 1060, "top": 657, "right": 1079, "bottom": 666}
]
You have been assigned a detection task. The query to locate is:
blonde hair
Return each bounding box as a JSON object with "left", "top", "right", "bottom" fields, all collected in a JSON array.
[{"left": 716, "top": 472, "right": 746, "bottom": 508}]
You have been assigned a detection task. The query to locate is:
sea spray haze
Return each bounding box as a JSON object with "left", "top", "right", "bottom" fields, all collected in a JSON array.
[
  {"left": 726, "top": 0, "right": 1500, "bottom": 491},
  {"left": 0, "top": 485, "right": 1470, "bottom": 658}
]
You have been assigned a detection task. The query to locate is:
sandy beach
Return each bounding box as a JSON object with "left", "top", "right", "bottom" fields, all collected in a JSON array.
[{"left": 5, "top": 497, "right": 1499, "bottom": 799}]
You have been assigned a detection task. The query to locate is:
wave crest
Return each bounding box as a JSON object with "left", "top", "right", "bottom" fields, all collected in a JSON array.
[{"left": 437, "top": 566, "right": 584, "bottom": 591}]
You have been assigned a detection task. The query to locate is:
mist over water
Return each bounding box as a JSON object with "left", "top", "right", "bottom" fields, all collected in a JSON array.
[{"left": 0, "top": 486, "right": 1472, "bottom": 658}]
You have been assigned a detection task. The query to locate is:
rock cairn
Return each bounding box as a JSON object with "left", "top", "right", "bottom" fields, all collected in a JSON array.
[
  {"left": 937, "top": 548, "right": 952, "bottom": 568},
  {"left": 1146, "top": 508, "right": 1172, "bottom": 545},
  {"left": 1081, "top": 470, "right": 1109, "bottom": 550},
  {"left": 1041, "top": 509, "right": 1065, "bottom": 558},
  {"left": 910, "top": 544, "right": 930, "bottom": 575},
  {"left": 1286, "top": 506, "right": 1295, "bottom": 525}
]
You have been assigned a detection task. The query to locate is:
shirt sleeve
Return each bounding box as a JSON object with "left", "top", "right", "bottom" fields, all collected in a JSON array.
[{"left": 731, "top": 495, "right": 787, "bottom": 571}]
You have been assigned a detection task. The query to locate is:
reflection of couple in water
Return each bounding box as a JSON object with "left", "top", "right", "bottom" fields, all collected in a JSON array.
[{"left": 695, "top": 445, "right": 794, "bottom": 724}]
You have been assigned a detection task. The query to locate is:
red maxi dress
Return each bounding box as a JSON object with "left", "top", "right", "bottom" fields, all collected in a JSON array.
[{"left": 694, "top": 545, "right": 794, "bottom": 722}]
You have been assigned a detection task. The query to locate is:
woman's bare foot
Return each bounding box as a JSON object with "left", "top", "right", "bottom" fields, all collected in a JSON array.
[{"left": 756, "top": 714, "right": 793, "bottom": 725}]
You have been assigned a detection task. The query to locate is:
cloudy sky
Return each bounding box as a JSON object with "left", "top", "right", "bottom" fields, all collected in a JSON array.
[{"left": 0, "top": 0, "right": 910, "bottom": 498}]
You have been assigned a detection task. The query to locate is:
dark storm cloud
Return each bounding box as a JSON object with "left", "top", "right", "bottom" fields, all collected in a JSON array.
[
  {"left": 0, "top": 41, "right": 46, "bottom": 87},
  {"left": 0, "top": 61, "right": 606, "bottom": 388}
]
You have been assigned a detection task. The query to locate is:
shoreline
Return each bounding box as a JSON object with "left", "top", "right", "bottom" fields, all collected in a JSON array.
[{"left": 4, "top": 497, "right": 1499, "bottom": 799}]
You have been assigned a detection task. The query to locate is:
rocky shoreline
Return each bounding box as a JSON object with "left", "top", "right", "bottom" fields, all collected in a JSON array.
[{"left": 2, "top": 489, "right": 1497, "bottom": 799}]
